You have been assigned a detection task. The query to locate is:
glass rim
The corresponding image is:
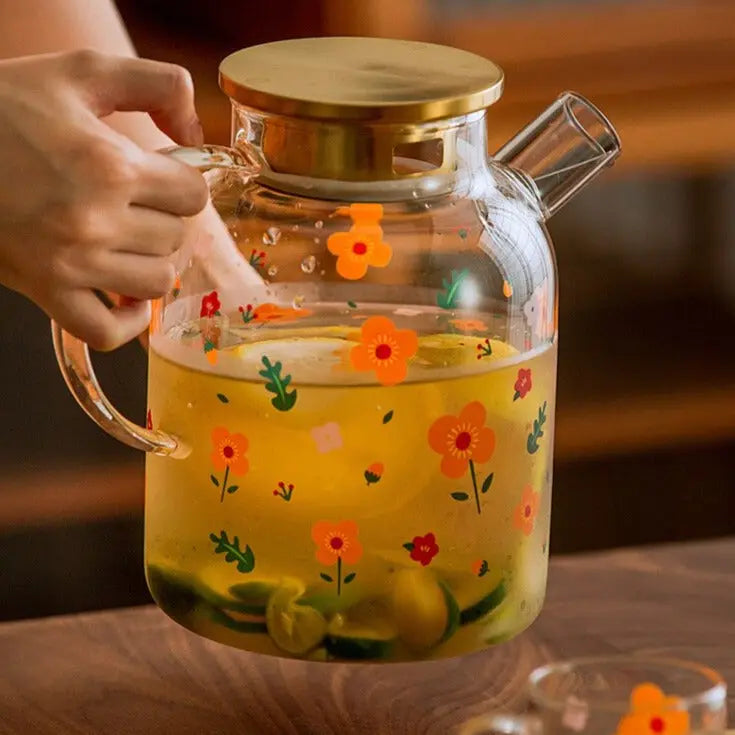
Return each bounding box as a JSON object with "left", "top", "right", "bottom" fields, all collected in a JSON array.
[{"left": 527, "top": 655, "right": 727, "bottom": 712}]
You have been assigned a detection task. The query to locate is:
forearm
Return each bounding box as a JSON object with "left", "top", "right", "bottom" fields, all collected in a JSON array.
[{"left": 0, "top": 0, "right": 171, "bottom": 150}]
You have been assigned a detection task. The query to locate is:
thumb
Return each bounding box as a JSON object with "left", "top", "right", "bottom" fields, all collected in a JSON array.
[{"left": 73, "top": 52, "right": 204, "bottom": 146}]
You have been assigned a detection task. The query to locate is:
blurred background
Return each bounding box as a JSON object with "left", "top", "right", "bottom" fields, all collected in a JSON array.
[{"left": 2, "top": 0, "right": 735, "bottom": 621}]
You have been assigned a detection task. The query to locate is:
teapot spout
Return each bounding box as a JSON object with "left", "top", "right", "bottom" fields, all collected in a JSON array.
[{"left": 494, "top": 92, "right": 621, "bottom": 220}]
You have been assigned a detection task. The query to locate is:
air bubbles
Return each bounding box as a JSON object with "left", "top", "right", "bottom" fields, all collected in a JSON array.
[
  {"left": 262, "top": 227, "right": 281, "bottom": 246},
  {"left": 267, "top": 265, "right": 278, "bottom": 277},
  {"left": 301, "top": 255, "right": 317, "bottom": 274},
  {"left": 315, "top": 220, "right": 324, "bottom": 229}
]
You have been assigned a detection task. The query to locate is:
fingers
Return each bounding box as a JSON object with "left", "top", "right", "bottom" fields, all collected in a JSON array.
[
  {"left": 86, "top": 252, "right": 176, "bottom": 300},
  {"left": 117, "top": 206, "right": 192, "bottom": 256},
  {"left": 47, "top": 289, "right": 152, "bottom": 352},
  {"left": 131, "top": 150, "right": 209, "bottom": 215},
  {"left": 70, "top": 51, "right": 203, "bottom": 146}
]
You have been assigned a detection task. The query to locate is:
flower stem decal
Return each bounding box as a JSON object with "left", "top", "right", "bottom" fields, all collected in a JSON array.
[
  {"left": 311, "top": 520, "right": 362, "bottom": 595},
  {"left": 428, "top": 401, "right": 496, "bottom": 515},
  {"left": 209, "top": 530, "right": 255, "bottom": 573},
  {"left": 259, "top": 355, "right": 297, "bottom": 411},
  {"left": 513, "top": 368, "right": 532, "bottom": 400},
  {"left": 248, "top": 249, "right": 266, "bottom": 269},
  {"left": 273, "top": 481, "right": 294, "bottom": 502},
  {"left": 527, "top": 401, "right": 547, "bottom": 454},
  {"left": 210, "top": 427, "right": 249, "bottom": 502},
  {"left": 437, "top": 268, "right": 470, "bottom": 309},
  {"left": 476, "top": 338, "right": 493, "bottom": 360},
  {"left": 364, "top": 462, "right": 384, "bottom": 486},
  {"left": 402, "top": 532, "right": 439, "bottom": 566},
  {"left": 238, "top": 304, "right": 258, "bottom": 324}
]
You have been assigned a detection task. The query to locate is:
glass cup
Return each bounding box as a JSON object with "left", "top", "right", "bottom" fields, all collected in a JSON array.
[{"left": 459, "top": 657, "right": 728, "bottom": 735}]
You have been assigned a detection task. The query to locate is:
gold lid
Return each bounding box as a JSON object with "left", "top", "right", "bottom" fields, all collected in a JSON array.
[{"left": 219, "top": 37, "right": 504, "bottom": 123}]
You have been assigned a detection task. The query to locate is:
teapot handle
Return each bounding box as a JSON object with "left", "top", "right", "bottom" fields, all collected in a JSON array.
[{"left": 51, "top": 144, "right": 258, "bottom": 457}]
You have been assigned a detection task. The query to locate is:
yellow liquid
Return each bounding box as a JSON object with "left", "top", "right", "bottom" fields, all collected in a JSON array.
[{"left": 145, "top": 315, "right": 556, "bottom": 662}]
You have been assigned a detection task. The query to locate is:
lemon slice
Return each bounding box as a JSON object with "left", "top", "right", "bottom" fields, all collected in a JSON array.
[
  {"left": 391, "top": 568, "right": 459, "bottom": 651},
  {"left": 265, "top": 580, "right": 327, "bottom": 655},
  {"left": 324, "top": 598, "right": 398, "bottom": 660}
]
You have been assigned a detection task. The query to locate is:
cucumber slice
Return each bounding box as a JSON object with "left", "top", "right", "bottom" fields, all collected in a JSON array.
[
  {"left": 391, "top": 568, "right": 457, "bottom": 651},
  {"left": 459, "top": 579, "right": 507, "bottom": 625},
  {"left": 265, "top": 581, "right": 327, "bottom": 655},
  {"left": 208, "top": 606, "right": 268, "bottom": 634},
  {"left": 229, "top": 580, "right": 279, "bottom": 615},
  {"left": 324, "top": 598, "right": 398, "bottom": 661}
]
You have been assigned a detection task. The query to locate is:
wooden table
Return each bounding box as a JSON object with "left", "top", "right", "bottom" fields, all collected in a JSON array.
[{"left": 1, "top": 539, "right": 732, "bottom": 734}]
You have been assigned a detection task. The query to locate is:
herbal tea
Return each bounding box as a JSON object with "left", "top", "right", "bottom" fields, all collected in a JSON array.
[{"left": 145, "top": 305, "right": 556, "bottom": 662}]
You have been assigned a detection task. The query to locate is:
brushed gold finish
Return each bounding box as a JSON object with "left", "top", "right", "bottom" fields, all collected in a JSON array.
[{"left": 219, "top": 37, "right": 503, "bottom": 123}]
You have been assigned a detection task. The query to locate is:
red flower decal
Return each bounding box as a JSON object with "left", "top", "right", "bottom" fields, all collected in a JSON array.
[
  {"left": 146, "top": 409, "right": 153, "bottom": 431},
  {"left": 513, "top": 368, "right": 532, "bottom": 400},
  {"left": 200, "top": 291, "right": 221, "bottom": 318},
  {"left": 404, "top": 532, "right": 439, "bottom": 566}
]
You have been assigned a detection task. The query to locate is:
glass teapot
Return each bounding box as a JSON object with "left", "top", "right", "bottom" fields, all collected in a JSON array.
[{"left": 53, "top": 38, "right": 619, "bottom": 663}]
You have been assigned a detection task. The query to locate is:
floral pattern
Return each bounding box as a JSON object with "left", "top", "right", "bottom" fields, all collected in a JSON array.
[
  {"left": 311, "top": 520, "right": 363, "bottom": 595},
  {"left": 252, "top": 302, "right": 313, "bottom": 323},
  {"left": 472, "top": 559, "right": 490, "bottom": 577},
  {"left": 146, "top": 409, "right": 153, "bottom": 431},
  {"left": 514, "top": 485, "right": 539, "bottom": 536},
  {"left": 450, "top": 318, "right": 488, "bottom": 332},
  {"left": 311, "top": 422, "right": 343, "bottom": 453},
  {"left": 514, "top": 368, "right": 532, "bottom": 400},
  {"left": 200, "top": 290, "right": 221, "bottom": 318},
  {"left": 616, "top": 684, "right": 690, "bottom": 735},
  {"left": 350, "top": 316, "right": 418, "bottom": 386},
  {"left": 476, "top": 338, "right": 493, "bottom": 360},
  {"left": 273, "top": 481, "right": 294, "bottom": 502},
  {"left": 210, "top": 427, "right": 249, "bottom": 502},
  {"left": 403, "top": 532, "right": 439, "bottom": 566},
  {"left": 429, "top": 401, "right": 496, "bottom": 514},
  {"left": 327, "top": 203, "right": 392, "bottom": 280},
  {"left": 364, "top": 462, "right": 384, "bottom": 486}
]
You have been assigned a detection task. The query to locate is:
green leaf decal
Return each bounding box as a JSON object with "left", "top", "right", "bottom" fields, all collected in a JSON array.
[
  {"left": 320, "top": 573, "right": 334, "bottom": 583},
  {"left": 217, "top": 393, "right": 229, "bottom": 403},
  {"left": 481, "top": 473, "right": 494, "bottom": 494},
  {"left": 343, "top": 572, "right": 356, "bottom": 585},
  {"left": 258, "top": 355, "right": 298, "bottom": 411},
  {"left": 382, "top": 410, "right": 394, "bottom": 424},
  {"left": 451, "top": 491, "right": 470, "bottom": 501},
  {"left": 209, "top": 530, "right": 255, "bottom": 574},
  {"left": 402, "top": 542, "right": 415, "bottom": 551},
  {"left": 527, "top": 401, "right": 547, "bottom": 454},
  {"left": 436, "top": 268, "right": 470, "bottom": 310},
  {"left": 347, "top": 300, "right": 357, "bottom": 309},
  {"left": 227, "top": 485, "right": 239, "bottom": 494},
  {"left": 210, "top": 474, "right": 220, "bottom": 487}
]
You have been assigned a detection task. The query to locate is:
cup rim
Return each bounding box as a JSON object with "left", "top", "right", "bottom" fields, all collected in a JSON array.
[{"left": 527, "top": 655, "right": 727, "bottom": 713}]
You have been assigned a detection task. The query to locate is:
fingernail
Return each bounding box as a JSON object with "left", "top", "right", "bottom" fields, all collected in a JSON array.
[
  {"left": 188, "top": 118, "right": 204, "bottom": 146},
  {"left": 119, "top": 295, "right": 139, "bottom": 308}
]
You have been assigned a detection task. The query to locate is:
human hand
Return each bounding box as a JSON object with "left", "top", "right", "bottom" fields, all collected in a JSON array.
[{"left": 0, "top": 50, "right": 209, "bottom": 350}]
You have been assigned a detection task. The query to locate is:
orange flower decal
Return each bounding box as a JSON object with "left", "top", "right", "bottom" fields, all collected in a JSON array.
[
  {"left": 350, "top": 316, "right": 418, "bottom": 386},
  {"left": 514, "top": 485, "right": 539, "bottom": 536},
  {"left": 364, "top": 462, "right": 384, "bottom": 485},
  {"left": 210, "top": 427, "right": 249, "bottom": 503},
  {"left": 616, "top": 684, "right": 690, "bottom": 735},
  {"left": 311, "top": 520, "right": 363, "bottom": 595},
  {"left": 428, "top": 401, "right": 496, "bottom": 514},
  {"left": 252, "top": 302, "right": 313, "bottom": 323},
  {"left": 327, "top": 203, "right": 392, "bottom": 280},
  {"left": 450, "top": 318, "right": 488, "bottom": 332}
]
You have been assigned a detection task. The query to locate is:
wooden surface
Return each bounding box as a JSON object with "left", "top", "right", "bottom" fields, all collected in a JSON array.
[{"left": 0, "top": 538, "right": 732, "bottom": 734}]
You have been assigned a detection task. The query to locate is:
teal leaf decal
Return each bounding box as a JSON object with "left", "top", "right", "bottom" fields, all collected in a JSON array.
[
  {"left": 451, "top": 491, "right": 470, "bottom": 501},
  {"left": 209, "top": 530, "right": 255, "bottom": 574},
  {"left": 347, "top": 300, "right": 357, "bottom": 309},
  {"left": 382, "top": 410, "right": 394, "bottom": 424},
  {"left": 227, "top": 485, "right": 239, "bottom": 494},
  {"left": 217, "top": 393, "right": 229, "bottom": 404},
  {"left": 526, "top": 401, "right": 547, "bottom": 454},
  {"left": 210, "top": 474, "right": 220, "bottom": 487},
  {"left": 320, "top": 573, "right": 334, "bottom": 583},
  {"left": 437, "top": 268, "right": 470, "bottom": 310},
  {"left": 402, "top": 542, "right": 415, "bottom": 551},
  {"left": 481, "top": 473, "right": 494, "bottom": 494},
  {"left": 258, "top": 355, "right": 297, "bottom": 411},
  {"left": 343, "top": 572, "right": 356, "bottom": 585}
]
